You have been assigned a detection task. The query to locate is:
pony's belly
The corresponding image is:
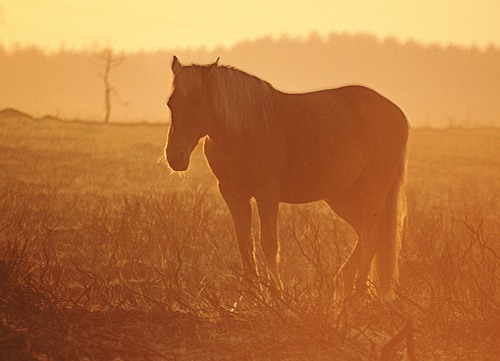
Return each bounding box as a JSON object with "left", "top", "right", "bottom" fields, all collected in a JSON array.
[
  {"left": 278, "top": 169, "right": 350, "bottom": 204},
  {"left": 279, "top": 188, "right": 324, "bottom": 204}
]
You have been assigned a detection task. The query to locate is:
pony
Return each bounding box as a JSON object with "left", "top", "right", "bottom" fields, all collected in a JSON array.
[{"left": 165, "top": 56, "right": 409, "bottom": 300}]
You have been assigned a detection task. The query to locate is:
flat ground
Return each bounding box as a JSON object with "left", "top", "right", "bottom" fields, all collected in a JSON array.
[{"left": 0, "top": 113, "right": 498, "bottom": 360}]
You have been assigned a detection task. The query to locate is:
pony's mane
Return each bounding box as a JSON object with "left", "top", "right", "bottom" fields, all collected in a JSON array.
[
  {"left": 181, "top": 64, "right": 274, "bottom": 136},
  {"left": 210, "top": 65, "right": 274, "bottom": 136}
]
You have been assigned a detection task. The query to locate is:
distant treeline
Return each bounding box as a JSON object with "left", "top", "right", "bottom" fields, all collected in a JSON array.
[{"left": 1, "top": 32, "right": 499, "bottom": 127}]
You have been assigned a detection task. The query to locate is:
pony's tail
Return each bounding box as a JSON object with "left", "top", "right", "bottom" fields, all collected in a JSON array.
[{"left": 373, "top": 149, "right": 408, "bottom": 300}]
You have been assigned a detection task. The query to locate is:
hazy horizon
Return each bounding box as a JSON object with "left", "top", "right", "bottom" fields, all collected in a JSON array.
[
  {"left": 2, "top": 29, "right": 499, "bottom": 55},
  {"left": 1, "top": 31, "right": 499, "bottom": 128},
  {"left": 2, "top": 1, "right": 499, "bottom": 127}
]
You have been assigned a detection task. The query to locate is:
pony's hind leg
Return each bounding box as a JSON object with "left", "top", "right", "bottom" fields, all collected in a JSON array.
[
  {"left": 357, "top": 161, "right": 401, "bottom": 299},
  {"left": 336, "top": 216, "right": 381, "bottom": 299},
  {"left": 335, "top": 241, "right": 360, "bottom": 298},
  {"left": 356, "top": 214, "right": 383, "bottom": 295},
  {"left": 325, "top": 191, "right": 363, "bottom": 299},
  {"left": 255, "top": 190, "right": 284, "bottom": 293},
  {"left": 327, "top": 169, "right": 392, "bottom": 299}
]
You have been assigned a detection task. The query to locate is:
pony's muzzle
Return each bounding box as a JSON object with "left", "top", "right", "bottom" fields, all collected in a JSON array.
[{"left": 166, "top": 149, "right": 189, "bottom": 171}]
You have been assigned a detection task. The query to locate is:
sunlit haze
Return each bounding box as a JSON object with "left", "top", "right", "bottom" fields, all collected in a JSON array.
[
  {"left": 1, "top": 0, "right": 499, "bottom": 51},
  {"left": 1, "top": 0, "right": 499, "bottom": 126},
  {"left": 1, "top": 2, "right": 499, "bottom": 359}
]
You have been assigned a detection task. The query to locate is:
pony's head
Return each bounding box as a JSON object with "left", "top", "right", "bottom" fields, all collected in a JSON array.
[
  {"left": 165, "top": 56, "right": 218, "bottom": 171},
  {"left": 165, "top": 55, "right": 274, "bottom": 171}
]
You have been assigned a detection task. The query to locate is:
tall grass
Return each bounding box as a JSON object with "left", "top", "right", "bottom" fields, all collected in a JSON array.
[{"left": 1, "top": 183, "right": 497, "bottom": 360}]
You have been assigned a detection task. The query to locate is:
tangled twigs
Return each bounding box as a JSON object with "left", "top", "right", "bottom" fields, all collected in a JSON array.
[{"left": 380, "top": 320, "right": 416, "bottom": 361}]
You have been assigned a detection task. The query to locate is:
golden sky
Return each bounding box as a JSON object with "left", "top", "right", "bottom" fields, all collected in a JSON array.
[{"left": 1, "top": 0, "right": 499, "bottom": 51}]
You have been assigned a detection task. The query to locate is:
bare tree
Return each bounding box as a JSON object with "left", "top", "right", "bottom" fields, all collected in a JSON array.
[{"left": 97, "top": 47, "right": 124, "bottom": 123}]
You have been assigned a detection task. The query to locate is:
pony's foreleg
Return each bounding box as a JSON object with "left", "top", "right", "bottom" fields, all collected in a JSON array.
[
  {"left": 255, "top": 194, "right": 284, "bottom": 292},
  {"left": 219, "top": 184, "right": 259, "bottom": 289}
]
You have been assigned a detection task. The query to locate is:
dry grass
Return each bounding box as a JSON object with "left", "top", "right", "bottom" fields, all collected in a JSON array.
[{"left": 0, "top": 115, "right": 498, "bottom": 360}]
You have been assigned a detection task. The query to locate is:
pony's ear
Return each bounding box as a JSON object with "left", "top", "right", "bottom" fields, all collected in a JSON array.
[
  {"left": 172, "top": 55, "right": 182, "bottom": 73},
  {"left": 208, "top": 57, "right": 220, "bottom": 77}
]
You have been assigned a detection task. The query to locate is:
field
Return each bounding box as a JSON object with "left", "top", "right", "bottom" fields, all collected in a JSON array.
[{"left": 0, "top": 112, "right": 498, "bottom": 360}]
